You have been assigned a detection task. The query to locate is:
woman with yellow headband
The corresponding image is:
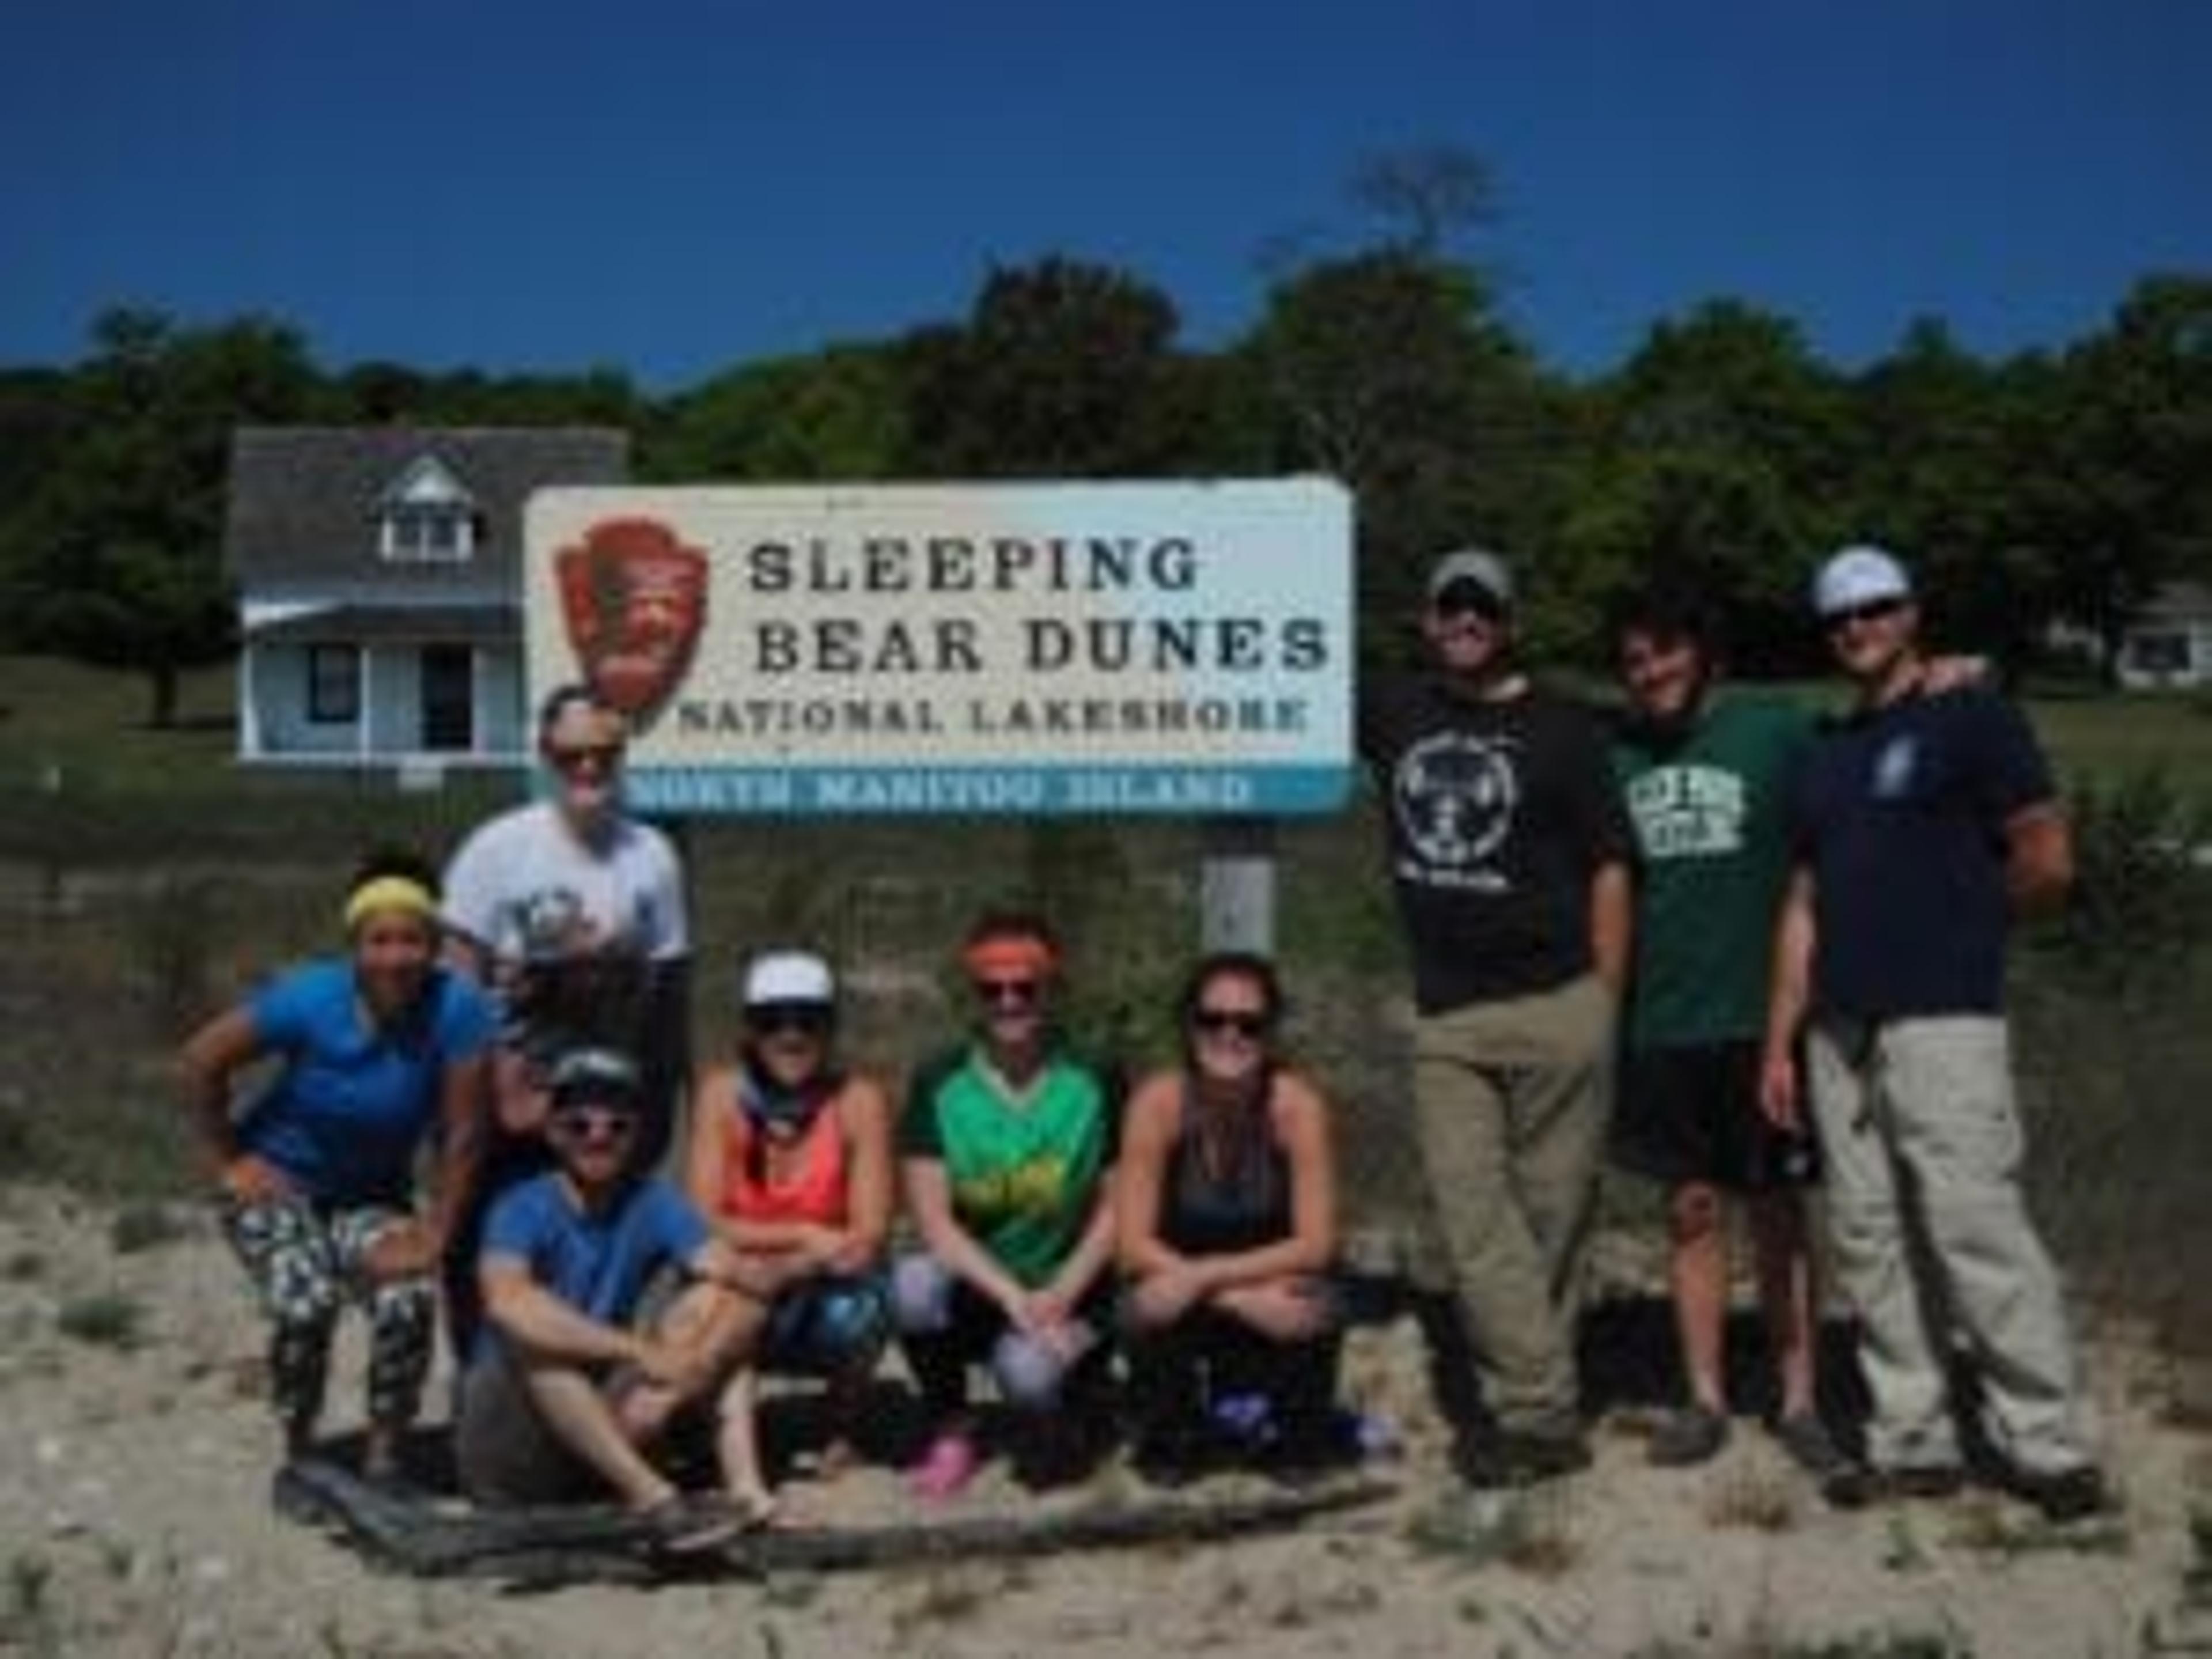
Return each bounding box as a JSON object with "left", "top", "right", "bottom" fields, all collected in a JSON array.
[{"left": 178, "top": 848, "right": 495, "bottom": 1484}]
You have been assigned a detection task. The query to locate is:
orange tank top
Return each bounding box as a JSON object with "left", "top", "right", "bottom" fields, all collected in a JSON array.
[{"left": 719, "top": 1090, "right": 849, "bottom": 1227}]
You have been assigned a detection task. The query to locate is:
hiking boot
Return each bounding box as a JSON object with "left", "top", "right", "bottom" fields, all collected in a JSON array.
[
  {"left": 1770, "top": 1412, "right": 1851, "bottom": 1482},
  {"left": 1820, "top": 1459, "right": 1965, "bottom": 1510},
  {"left": 2009, "top": 1463, "right": 2109, "bottom": 1524},
  {"left": 1646, "top": 1405, "right": 1729, "bottom": 1468},
  {"left": 1459, "top": 1428, "right": 1592, "bottom": 1489}
]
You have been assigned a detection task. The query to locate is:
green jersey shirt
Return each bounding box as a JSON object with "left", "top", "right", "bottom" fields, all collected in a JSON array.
[
  {"left": 900, "top": 1044, "right": 1119, "bottom": 1289},
  {"left": 1612, "top": 694, "right": 1813, "bottom": 1050}
]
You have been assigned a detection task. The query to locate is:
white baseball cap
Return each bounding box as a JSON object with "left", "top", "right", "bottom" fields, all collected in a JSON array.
[
  {"left": 741, "top": 949, "right": 835, "bottom": 1009},
  {"left": 1812, "top": 544, "right": 1912, "bottom": 618},
  {"left": 1427, "top": 547, "right": 1514, "bottom": 609}
]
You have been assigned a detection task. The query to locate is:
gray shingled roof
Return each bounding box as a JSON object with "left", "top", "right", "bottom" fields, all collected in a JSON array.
[{"left": 225, "top": 426, "right": 630, "bottom": 588}]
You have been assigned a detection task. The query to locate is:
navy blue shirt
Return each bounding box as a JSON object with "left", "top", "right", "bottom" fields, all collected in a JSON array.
[{"left": 1789, "top": 686, "right": 2054, "bottom": 1018}]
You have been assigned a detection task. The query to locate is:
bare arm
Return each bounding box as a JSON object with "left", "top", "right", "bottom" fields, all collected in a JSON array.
[
  {"left": 176, "top": 1005, "right": 287, "bottom": 1201},
  {"left": 2005, "top": 802, "right": 2074, "bottom": 915},
  {"left": 1759, "top": 866, "right": 1817, "bottom": 1134},
  {"left": 832, "top": 1077, "right": 895, "bottom": 1268},
  {"left": 1041, "top": 1162, "right": 1120, "bottom": 1313},
  {"left": 1589, "top": 858, "right": 1633, "bottom": 995},
  {"left": 419, "top": 1050, "right": 489, "bottom": 1253},
  {"left": 480, "top": 1255, "right": 655, "bottom": 1369},
  {"left": 1113, "top": 1073, "right": 1188, "bottom": 1281},
  {"left": 903, "top": 1157, "right": 1029, "bottom": 1317}
]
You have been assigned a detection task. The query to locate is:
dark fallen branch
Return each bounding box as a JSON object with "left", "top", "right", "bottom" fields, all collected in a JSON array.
[{"left": 271, "top": 1455, "right": 1397, "bottom": 1587}]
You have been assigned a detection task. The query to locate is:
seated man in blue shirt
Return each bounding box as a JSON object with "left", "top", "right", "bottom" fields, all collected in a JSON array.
[{"left": 453, "top": 1046, "right": 769, "bottom": 1545}]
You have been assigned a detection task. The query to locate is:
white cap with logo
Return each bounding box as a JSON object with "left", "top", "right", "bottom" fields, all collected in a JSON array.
[
  {"left": 1427, "top": 547, "right": 1514, "bottom": 609},
  {"left": 1812, "top": 544, "right": 1912, "bottom": 618},
  {"left": 741, "top": 949, "right": 835, "bottom": 1009}
]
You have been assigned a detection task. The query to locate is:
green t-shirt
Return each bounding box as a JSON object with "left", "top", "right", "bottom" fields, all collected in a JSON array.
[
  {"left": 1612, "top": 694, "right": 1813, "bottom": 1050},
  {"left": 899, "top": 1044, "right": 1119, "bottom": 1289}
]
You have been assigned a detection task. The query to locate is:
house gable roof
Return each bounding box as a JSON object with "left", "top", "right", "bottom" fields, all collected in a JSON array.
[{"left": 225, "top": 426, "right": 630, "bottom": 588}]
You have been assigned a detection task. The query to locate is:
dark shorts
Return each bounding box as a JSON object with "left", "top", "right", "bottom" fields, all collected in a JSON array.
[
  {"left": 1611, "top": 1040, "right": 1819, "bottom": 1192},
  {"left": 453, "top": 1347, "right": 600, "bottom": 1506}
]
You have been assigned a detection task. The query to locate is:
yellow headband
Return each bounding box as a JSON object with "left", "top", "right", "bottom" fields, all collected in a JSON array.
[{"left": 344, "top": 876, "right": 439, "bottom": 933}]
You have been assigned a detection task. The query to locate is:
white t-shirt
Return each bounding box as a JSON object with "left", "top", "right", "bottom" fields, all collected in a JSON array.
[{"left": 441, "top": 801, "right": 688, "bottom": 967}]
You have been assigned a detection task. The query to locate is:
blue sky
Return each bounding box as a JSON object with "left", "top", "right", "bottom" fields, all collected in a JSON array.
[{"left": 5, "top": 0, "right": 2206, "bottom": 390}]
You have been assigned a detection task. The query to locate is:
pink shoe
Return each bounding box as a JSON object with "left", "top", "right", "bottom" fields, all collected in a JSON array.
[{"left": 908, "top": 1430, "right": 980, "bottom": 1500}]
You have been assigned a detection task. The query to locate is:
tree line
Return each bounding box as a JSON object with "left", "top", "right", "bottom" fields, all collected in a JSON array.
[{"left": 1, "top": 205, "right": 2206, "bottom": 725}]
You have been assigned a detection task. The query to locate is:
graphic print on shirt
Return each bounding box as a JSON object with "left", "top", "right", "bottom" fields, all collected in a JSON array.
[
  {"left": 509, "top": 880, "right": 651, "bottom": 961},
  {"left": 1391, "top": 729, "right": 1520, "bottom": 892},
  {"left": 1624, "top": 763, "right": 1749, "bottom": 861},
  {"left": 1872, "top": 734, "right": 1919, "bottom": 801}
]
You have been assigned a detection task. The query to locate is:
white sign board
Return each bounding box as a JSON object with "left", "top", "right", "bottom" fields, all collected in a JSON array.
[{"left": 523, "top": 480, "right": 1353, "bottom": 815}]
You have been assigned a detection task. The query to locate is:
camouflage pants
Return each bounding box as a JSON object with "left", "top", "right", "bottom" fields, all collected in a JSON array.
[{"left": 220, "top": 1195, "right": 435, "bottom": 1432}]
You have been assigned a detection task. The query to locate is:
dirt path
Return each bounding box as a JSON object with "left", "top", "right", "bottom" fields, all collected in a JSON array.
[{"left": 3, "top": 1185, "right": 2209, "bottom": 1658}]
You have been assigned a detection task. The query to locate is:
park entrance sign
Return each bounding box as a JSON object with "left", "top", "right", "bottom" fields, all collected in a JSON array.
[{"left": 524, "top": 480, "right": 1353, "bottom": 816}]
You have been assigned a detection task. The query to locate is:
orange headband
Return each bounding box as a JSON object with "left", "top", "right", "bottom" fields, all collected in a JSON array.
[{"left": 962, "top": 936, "right": 1058, "bottom": 981}]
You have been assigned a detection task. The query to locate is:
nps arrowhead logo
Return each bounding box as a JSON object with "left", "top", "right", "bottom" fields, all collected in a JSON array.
[{"left": 555, "top": 517, "right": 708, "bottom": 729}]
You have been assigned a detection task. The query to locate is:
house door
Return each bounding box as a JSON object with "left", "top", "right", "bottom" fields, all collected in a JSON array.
[{"left": 419, "top": 646, "right": 474, "bottom": 752}]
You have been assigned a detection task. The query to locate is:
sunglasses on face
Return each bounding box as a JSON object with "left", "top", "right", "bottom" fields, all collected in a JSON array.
[
  {"left": 1825, "top": 597, "right": 1904, "bottom": 632},
  {"left": 1431, "top": 580, "right": 1507, "bottom": 624},
  {"left": 972, "top": 976, "right": 1041, "bottom": 1010},
  {"left": 550, "top": 1103, "right": 639, "bottom": 1141},
  {"left": 1193, "top": 1007, "right": 1270, "bottom": 1040},
  {"left": 749, "top": 1001, "right": 831, "bottom": 1037},
  {"left": 546, "top": 743, "right": 623, "bottom": 775}
]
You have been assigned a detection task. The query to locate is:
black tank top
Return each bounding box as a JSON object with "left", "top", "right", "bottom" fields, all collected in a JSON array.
[{"left": 1160, "top": 1075, "right": 1291, "bottom": 1258}]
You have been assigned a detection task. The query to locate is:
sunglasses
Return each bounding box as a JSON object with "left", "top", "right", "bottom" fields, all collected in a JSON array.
[
  {"left": 547, "top": 743, "right": 623, "bottom": 774},
  {"left": 972, "top": 976, "right": 1041, "bottom": 1009},
  {"left": 1193, "top": 1008, "right": 1271, "bottom": 1040},
  {"left": 550, "top": 1103, "right": 639, "bottom": 1140},
  {"left": 1825, "top": 597, "right": 1904, "bottom": 631},
  {"left": 1431, "top": 580, "right": 1507, "bottom": 624},
  {"left": 749, "top": 1001, "right": 831, "bottom": 1037}
]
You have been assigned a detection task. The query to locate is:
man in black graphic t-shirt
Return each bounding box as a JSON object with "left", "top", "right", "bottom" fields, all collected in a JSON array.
[{"left": 1358, "top": 548, "right": 1631, "bottom": 1488}]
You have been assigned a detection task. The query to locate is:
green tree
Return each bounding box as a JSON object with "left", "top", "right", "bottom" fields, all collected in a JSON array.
[
  {"left": 901, "top": 256, "right": 1193, "bottom": 478},
  {"left": 1243, "top": 247, "right": 1565, "bottom": 663},
  {"left": 1564, "top": 300, "right": 1849, "bottom": 671},
  {"left": 6, "top": 308, "right": 325, "bottom": 726},
  {"left": 645, "top": 344, "right": 910, "bottom": 482},
  {"left": 2017, "top": 275, "right": 2212, "bottom": 674}
]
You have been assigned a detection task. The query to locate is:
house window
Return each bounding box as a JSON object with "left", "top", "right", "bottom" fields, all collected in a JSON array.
[
  {"left": 308, "top": 643, "right": 361, "bottom": 723},
  {"left": 2128, "top": 631, "right": 2190, "bottom": 677},
  {"left": 377, "top": 455, "right": 479, "bottom": 563}
]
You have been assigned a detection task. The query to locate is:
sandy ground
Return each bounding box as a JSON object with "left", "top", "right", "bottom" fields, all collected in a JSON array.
[{"left": 3, "top": 1184, "right": 2210, "bottom": 1659}]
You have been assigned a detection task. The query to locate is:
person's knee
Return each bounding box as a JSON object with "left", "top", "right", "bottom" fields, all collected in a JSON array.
[
  {"left": 990, "top": 1334, "right": 1067, "bottom": 1411},
  {"left": 1669, "top": 1183, "right": 1724, "bottom": 1246},
  {"left": 889, "top": 1253, "right": 954, "bottom": 1335}
]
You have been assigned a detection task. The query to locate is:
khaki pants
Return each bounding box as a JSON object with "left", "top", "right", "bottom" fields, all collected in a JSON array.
[
  {"left": 1411, "top": 973, "right": 1614, "bottom": 1437},
  {"left": 1807, "top": 1014, "right": 2094, "bottom": 1475}
]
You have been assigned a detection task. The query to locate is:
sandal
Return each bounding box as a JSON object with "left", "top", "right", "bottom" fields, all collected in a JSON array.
[{"left": 638, "top": 1493, "right": 744, "bottom": 1555}]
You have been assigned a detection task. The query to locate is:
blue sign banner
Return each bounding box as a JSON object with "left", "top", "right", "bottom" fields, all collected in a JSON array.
[{"left": 627, "top": 763, "right": 1351, "bottom": 816}]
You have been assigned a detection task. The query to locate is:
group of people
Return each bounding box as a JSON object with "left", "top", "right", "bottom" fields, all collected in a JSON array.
[
  {"left": 180, "top": 685, "right": 1349, "bottom": 1545},
  {"left": 1365, "top": 540, "right": 2104, "bottom": 1522},
  {"left": 179, "top": 533, "right": 2108, "bottom": 1550}
]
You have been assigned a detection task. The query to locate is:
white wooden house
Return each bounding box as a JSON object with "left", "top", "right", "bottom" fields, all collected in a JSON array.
[
  {"left": 225, "top": 426, "right": 628, "bottom": 768},
  {"left": 2115, "top": 581, "right": 2212, "bottom": 690}
]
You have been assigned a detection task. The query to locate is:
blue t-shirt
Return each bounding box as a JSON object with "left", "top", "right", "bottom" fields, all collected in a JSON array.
[
  {"left": 476, "top": 1172, "right": 710, "bottom": 1359},
  {"left": 237, "top": 959, "right": 496, "bottom": 1205},
  {"left": 1789, "top": 686, "right": 2054, "bottom": 1018}
]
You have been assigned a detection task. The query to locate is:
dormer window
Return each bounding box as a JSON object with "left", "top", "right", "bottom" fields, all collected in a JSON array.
[{"left": 377, "top": 455, "right": 479, "bottom": 562}]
